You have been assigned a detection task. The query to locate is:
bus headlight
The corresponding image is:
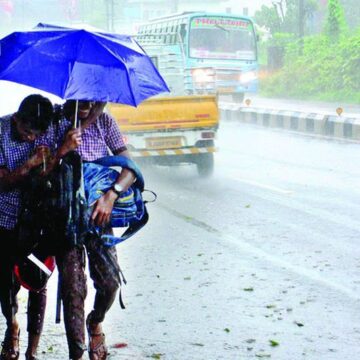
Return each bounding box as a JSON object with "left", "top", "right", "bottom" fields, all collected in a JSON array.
[
  {"left": 240, "top": 71, "right": 257, "bottom": 83},
  {"left": 192, "top": 68, "right": 214, "bottom": 83}
]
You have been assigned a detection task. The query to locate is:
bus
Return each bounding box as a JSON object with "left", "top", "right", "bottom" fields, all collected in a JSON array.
[{"left": 136, "top": 12, "right": 259, "bottom": 102}]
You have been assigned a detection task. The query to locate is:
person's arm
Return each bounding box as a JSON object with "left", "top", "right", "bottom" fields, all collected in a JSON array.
[
  {"left": 54, "top": 128, "right": 82, "bottom": 161},
  {"left": 0, "top": 152, "right": 45, "bottom": 191},
  {"left": 111, "top": 149, "right": 136, "bottom": 190},
  {"left": 91, "top": 151, "right": 136, "bottom": 227},
  {"left": 40, "top": 128, "right": 82, "bottom": 176}
]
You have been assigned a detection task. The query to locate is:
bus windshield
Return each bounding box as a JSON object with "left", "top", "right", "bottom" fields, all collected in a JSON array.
[{"left": 189, "top": 16, "right": 256, "bottom": 61}]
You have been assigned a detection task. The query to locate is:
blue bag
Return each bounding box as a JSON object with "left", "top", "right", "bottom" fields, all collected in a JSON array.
[{"left": 83, "top": 156, "right": 152, "bottom": 246}]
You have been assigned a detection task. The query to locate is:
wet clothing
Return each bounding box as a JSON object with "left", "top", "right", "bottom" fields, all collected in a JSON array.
[
  {"left": 0, "top": 115, "right": 57, "bottom": 342},
  {"left": 56, "top": 246, "right": 87, "bottom": 359},
  {"left": 41, "top": 112, "right": 126, "bottom": 358},
  {"left": 0, "top": 115, "right": 56, "bottom": 229},
  {"left": 86, "top": 231, "right": 121, "bottom": 324},
  {"left": 62, "top": 112, "right": 127, "bottom": 162},
  {"left": 0, "top": 227, "right": 47, "bottom": 336},
  {"left": 77, "top": 113, "right": 125, "bottom": 325},
  {"left": 55, "top": 232, "right": 121, "bottom": 359}
]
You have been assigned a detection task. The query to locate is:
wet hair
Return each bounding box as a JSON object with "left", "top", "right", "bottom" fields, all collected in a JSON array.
[
  {"left": 17, "top": 94, "right": 54, "bottom": 132},
  {"left": 62, "top": 100, "right": 77, "bottom": 120}
]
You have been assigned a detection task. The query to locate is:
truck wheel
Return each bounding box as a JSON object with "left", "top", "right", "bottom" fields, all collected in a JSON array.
[
  {"left": 196, "top": 153, "right": 214, "bottom": 177},
  {"left": 232, "top": 93, "right": 244, "bottom": 104}
]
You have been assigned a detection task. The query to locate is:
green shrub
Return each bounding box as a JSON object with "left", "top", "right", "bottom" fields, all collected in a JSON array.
[{"left": 260, "top": 28, "right": 360, "bottom": 103}]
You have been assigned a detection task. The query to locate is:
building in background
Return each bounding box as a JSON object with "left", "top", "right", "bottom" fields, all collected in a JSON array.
[{"left": 0, "top": 0, "right": 291, "bottom": 36}]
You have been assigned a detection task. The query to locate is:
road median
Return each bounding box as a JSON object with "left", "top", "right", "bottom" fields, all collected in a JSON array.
[{"left": 220, "top": 104, "right": 360, "bottom": 141}]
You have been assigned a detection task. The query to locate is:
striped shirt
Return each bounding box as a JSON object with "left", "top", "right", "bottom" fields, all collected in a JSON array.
[
  {"left": 0, "top": 115, "right": 62, "bottom": 229},
  {"left": 62, "top": 112, "right": 127, "bottom": 161}
]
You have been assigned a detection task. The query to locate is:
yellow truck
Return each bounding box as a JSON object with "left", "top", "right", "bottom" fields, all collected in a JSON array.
[{"left": 107, "top": 95, "right": 219, "bottom": 177}]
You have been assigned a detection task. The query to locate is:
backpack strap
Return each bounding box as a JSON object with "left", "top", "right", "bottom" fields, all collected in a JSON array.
[
  {"left": 92, "top": 155, "right": 145, "bottom": 191},
  {"left": 100, "top": 208, "right": 149, "bottom": 246}
]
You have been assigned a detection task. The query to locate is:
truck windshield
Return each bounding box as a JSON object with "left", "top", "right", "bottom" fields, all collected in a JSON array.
[{"left": 189, "top": 16, "right": 256, "bottom": 60}]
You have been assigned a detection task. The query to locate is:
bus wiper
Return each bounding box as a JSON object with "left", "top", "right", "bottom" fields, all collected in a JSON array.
[{"left": 215, "top": 24, "right": 229, "bottom": 33}]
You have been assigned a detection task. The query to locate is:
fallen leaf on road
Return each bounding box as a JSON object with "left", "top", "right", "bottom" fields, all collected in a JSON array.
[
  {"left": 224, "top": 328, "right": 230, "bottom": 333},
  {"left": 243, "top": 287, "right": 254, "bottom": 292},
  {"left": 245, "top": 339, "right": 256, "bottom": 344},
  {"left": 269, "top": 340, "right": 279, "bottom": 347},
  {"left": 294, "top": 321, "right": 304, "bottom": 327},
  {"left": 266, "top": 304, "right": 276, "bottom": 309},
  {"left": 150, "top": 354, "right": 164, "bottom": 359}
]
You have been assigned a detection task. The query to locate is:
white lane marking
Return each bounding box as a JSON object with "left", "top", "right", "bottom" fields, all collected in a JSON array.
[
  {"left": 234, "top": 177, "right": 294, "bottom": 195},
  {"left": 220, "top": 232, "right": 359, "bottom": 301},
  {"left": 161, "top": 204, "right": 359, "bottom": 301}
]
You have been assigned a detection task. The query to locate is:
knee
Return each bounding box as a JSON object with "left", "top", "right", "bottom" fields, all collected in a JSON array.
[{"left": 104, "top": 279, "right": 120, "bottom": 297}]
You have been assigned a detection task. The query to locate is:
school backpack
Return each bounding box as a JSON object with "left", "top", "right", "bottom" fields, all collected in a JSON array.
[
  {"left": 83, "top": 155, "right": 153, "bottom": 246},
  {"left": 17, "top": 150, "right": 89, "bottom": 256}
]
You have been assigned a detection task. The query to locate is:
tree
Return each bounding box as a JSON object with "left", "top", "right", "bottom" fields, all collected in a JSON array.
[
  {"left": 340, "top": 0, "right": 360, "bottom": 29},
  {"left": 254, "top": 0, "right": 318, "bottom": 36},
  {"left": 324, "top": 0, "right": 347, "bottom": 40},
  {"left": 254, "top": 4, "right": 282, "bottom": 36}
]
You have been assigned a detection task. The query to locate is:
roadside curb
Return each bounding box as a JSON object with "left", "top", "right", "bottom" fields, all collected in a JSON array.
[{"left": 219, "top": 104, "right": 360, "bottom": 141}]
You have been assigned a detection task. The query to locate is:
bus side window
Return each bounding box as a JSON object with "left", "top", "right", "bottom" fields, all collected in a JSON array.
[
  {"left": 174, "top": 26, "right": 179, "bottom": 43},
  {"left": 180, "top": 24, "right": 187, "bottom": 43},
  {"left": 150, "top": 56, "right": 158, "bottom": 69},
  {"left": 166, "top": 34, "right": 171, "bottom": 44}
]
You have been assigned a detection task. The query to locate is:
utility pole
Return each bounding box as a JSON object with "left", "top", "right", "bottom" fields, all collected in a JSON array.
[
  {"left": 105, "top": 0, "right": 114, "bottom": 32},
  {"left": 110, "top": 0, "right": 114, "bottom": 32},
  {"left": 299, "top": 0, "right": 305, "bottom": 52},
  {"left": 272, "top": 1, "right": 283, "bottom": 32},
  {"left": 170, "top": 0, "right": 178, "bottom": 14}
]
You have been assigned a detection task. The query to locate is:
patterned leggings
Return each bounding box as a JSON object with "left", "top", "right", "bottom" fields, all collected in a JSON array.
[
  {"left": 85, "top": 234, "right": 121, "bottom": 324},
  {"left": 56, "top": 246, "right": 87, "bottom": 360},
  {"left": 56, "top": 235, "right": 121, "bottom": 359}
]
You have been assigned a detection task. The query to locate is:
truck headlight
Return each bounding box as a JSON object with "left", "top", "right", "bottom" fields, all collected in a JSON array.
[
  {"left": 240, "top": 71, "right": 257, "bottom": 83},
  {"left": 192, "top": 68, "right": 214, "bottom": 83}
]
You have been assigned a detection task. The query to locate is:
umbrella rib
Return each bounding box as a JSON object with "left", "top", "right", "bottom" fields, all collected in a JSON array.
[
  {"left": 90, "top": 34, "right": 138, "bottom": 105},
  {"left": 122, "top": 63, "right": 137, "bottom": 106},
  {"left": 0, "top": 31, "right": 77, "bottom": 98},
  {"left": 91, "top": 32, "right": 145, "bottom": 57}
]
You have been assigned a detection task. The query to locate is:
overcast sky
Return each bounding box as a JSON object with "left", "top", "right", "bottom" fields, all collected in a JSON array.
[{"left": 225, "top": 0, "right": 273, "bottom": 15}]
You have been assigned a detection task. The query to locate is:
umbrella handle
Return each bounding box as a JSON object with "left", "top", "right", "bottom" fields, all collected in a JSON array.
[{"left": 73, "top": 100, "right": 79, "bottom": 129}]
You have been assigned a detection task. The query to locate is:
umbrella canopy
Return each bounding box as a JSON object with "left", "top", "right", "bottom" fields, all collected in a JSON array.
[{"left": 0, "top": 24, "right": 169, "bottom": 105}]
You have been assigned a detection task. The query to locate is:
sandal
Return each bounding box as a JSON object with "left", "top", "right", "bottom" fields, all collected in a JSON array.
[
  {"left": 0, "top": 329, "right": 20, "bottom": 360},
  {"left": 86, "top": 318, "right": 108, "bottom": 360},
  {"left": 25, "top": 356, "right": 37, "bottom": 360}
]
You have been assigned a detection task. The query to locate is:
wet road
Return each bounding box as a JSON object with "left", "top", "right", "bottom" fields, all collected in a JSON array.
[{"left": 3, "top": 119, "right": 360, "bottom": 359}]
